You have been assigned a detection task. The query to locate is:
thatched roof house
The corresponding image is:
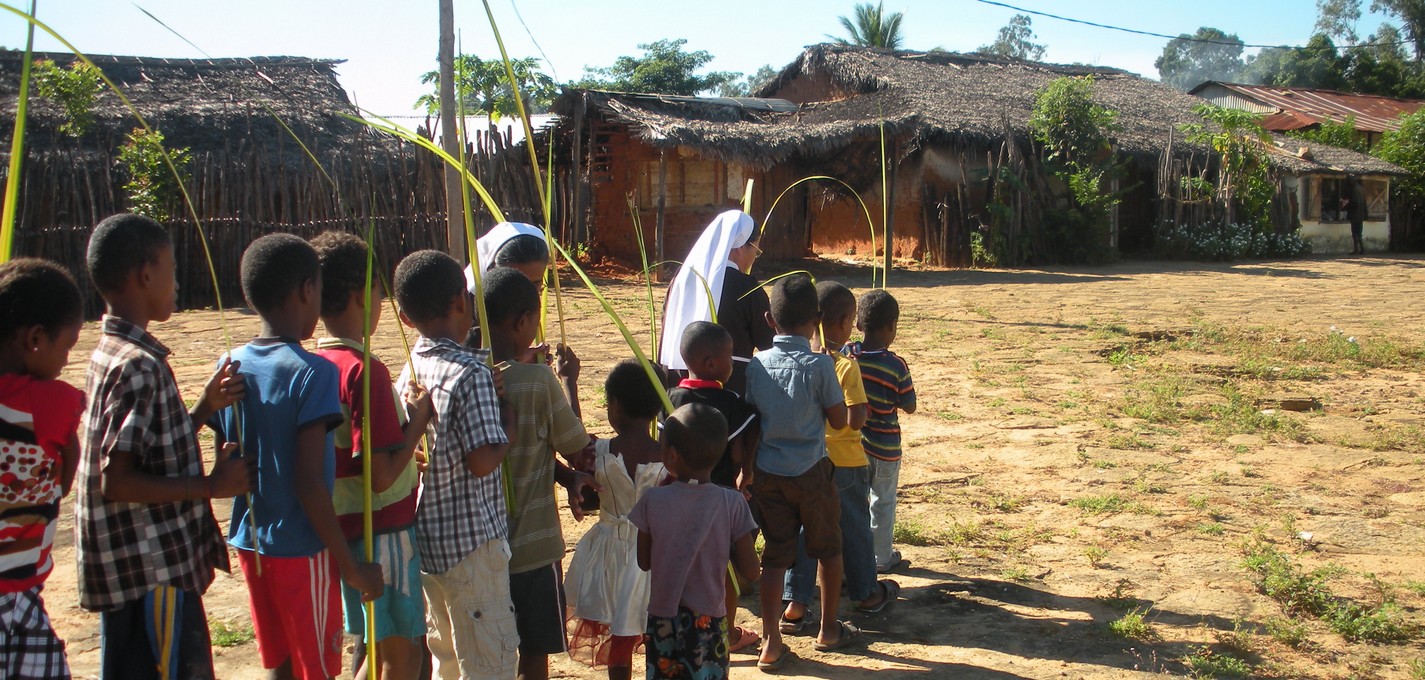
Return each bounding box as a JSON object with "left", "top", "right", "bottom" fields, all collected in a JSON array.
[{"left": 551, "top": 44, "right": 1404, "bottom": 264}]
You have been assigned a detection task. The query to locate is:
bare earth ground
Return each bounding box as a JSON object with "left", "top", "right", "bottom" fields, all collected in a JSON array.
[{"left": 45, "top": 255, "right": 1425, "bottom": 679}]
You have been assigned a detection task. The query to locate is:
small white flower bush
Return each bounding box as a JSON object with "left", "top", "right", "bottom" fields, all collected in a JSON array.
[{"left": 1153, "top": 220, "right": 1311, "bottom": 261}]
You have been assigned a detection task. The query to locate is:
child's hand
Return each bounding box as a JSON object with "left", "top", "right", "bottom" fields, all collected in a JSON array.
[
  {"left": 553, "top": 343, "right": 580, "bottom": 381},
  {"left": 414, "top": 448, "right": 429, "bottom": 474},
  {"left": 344, "top": 561, "right": 385, "bottom": 602},
  {"left": 517, "top": 342, "right": 551, "bottom": 365},
  {"left": 405, "top": 380, "right": 434, "bottom": 424},
  {"left": 491, "top": 364, "right": 506, "bottom": 400},
  {"left": 202, "top": 359, "right": 245, "bottom": 412},
  {"left": 564, "top": 470, "right": 600, "bottom": 522},
  {"left": 737, "top": 471, "right": 754, "bottom": 500},
  {"left": 567, "top": 438, "right": 596, "bottom": 472},
  {"left": 207, "top": 442, "right": 254, "bottom": 497}
]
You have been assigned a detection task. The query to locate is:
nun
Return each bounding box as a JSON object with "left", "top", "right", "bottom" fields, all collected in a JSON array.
[{"left": 658, "top": 209, "right": 773, "bottom": 395}]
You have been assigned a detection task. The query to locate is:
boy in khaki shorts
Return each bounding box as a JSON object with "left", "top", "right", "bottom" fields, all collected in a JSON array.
[{"left": 743, "top": 275, "right": 852, "bottom": 671}]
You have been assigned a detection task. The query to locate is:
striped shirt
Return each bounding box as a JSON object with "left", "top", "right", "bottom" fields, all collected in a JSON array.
[
  {"left": 496, "top": 360, "right": 590, "bottom": 574},
  {"left": 77, "top": 316, "right": 228, "bottom": 611},
  {"left": 845, "top": 342, "right": 916, "bottom": 462},
  {"left": 397, "top": 336, "right": 508, "bottom": 575}
]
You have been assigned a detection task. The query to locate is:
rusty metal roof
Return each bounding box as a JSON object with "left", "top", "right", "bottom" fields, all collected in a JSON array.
[{"left": 1189, "top": 81, "right": 1424, "bottom": 133}]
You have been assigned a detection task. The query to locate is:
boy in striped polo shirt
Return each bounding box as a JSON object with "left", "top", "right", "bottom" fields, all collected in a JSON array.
[{"left": 846, "top": 289, "right": 917, "bottom": 574}]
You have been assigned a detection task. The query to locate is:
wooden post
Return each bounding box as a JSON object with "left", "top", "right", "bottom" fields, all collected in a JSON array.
[
  {"left": 655, "top": 148, "right": 668, "bottom": 282},
  {"left": 438, "top": 0, "right": 465, "bottom": 259},
  {"left": 570, "top": 94, "right": 586, "bottom": 245},
  {"left": 882, "top": 139, "right": 897, "bottom": 280}
]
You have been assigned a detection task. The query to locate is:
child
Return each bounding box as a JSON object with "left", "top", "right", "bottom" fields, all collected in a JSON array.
[
  {"left": 666, "top": 320, "right": 760, "bottom": 652},
  {"left": 392, "top": 250, "right": 514, "bottom": 680},
  {"left": 846, "top": 289, "right": 917, "bottom": 574},
  {"left": 210, "top": 233, "right": 383, "bottom": 680},
  {"left": 782, "top": 282, "right": 898, "bottom": 633},
  {"left": 77, "top": 214, "right": 251, "bottom": 680},
  {"left": 311, "top": 232, "right": 434, "bottom": 680},
  {"left": 631, "top": 404, "right": 760, "bottom": 680},
  {"left": 744, "top": 274, "right": 851, "bottom": 671},
  {"left": 0, "top": 259, "right": 85, "bottom": 680},
  {"left": 564, "top": 359, "right": 669, "bottom": 680},
  {"left": 480, "top": 266, "right": 596, "bottom": 680}
]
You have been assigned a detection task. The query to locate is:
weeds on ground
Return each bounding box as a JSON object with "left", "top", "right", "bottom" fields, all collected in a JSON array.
[
  {"left": 1263, "top": 615, "right": 1310, "bottom": 649},
  {"left": 210, "top": 619, "right": 255, "bottom": 647},
  {"left": 1084, "top": 545, "right": 1107, "bottom": 567},
  {"left": 1409, "top": 658, "right": 1425, "bottom": 679},
  {"left": 1241, "top": 540, "right": 1415, "bottom": 642},
  {"left": 1070, "top": 493, "right": 1152, "bottom": 515},
  {"left": 893, "top": 519, "right": 937, "bottom": 547},
  {"left": 1109, "top": 607, "right": 1156, "bottom": 640},
  {"left": 1183, "top": 646, "right": 1252, "bottom": 678}
]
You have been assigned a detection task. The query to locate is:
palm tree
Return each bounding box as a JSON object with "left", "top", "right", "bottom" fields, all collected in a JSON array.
[{"left": 830, "top": 2, "right": 904, "bottom": 49}]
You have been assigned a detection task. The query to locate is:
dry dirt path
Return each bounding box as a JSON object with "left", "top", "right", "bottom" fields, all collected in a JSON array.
[{"left": 46, "top": 255, "right": 1425, "bottom": 679}]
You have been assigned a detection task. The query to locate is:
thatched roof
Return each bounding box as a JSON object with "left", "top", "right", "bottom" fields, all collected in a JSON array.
[
  {"left": 552, "top": 44, "right": 1400, "bottom": 177},
  {"left": 0, "top": 51, "right": 378, "bottom": 165}
]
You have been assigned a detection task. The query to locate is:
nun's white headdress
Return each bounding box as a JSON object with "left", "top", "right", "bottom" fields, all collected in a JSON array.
[
  {"left": 465, "top": 222, "right": 546, "bottom": 294},
  {"left": 658, "top": 210, "right": 756, "bottom": 370}
]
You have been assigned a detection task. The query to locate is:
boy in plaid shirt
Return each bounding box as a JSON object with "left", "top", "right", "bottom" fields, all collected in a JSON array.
[
  {"left": 76, "top": 214, "right": 253, "bottom": 680},
  {"left": 393, "top": 250, "right": 515, "bottom": 680}
]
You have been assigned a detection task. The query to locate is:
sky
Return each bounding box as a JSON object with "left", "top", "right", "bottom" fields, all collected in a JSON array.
[{"left": 1, "top": 0, "right": 1394, "bottom": 116}]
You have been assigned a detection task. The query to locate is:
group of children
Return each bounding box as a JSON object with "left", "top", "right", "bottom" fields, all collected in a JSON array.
[{"left": 0, "top": 212, "right": 915, "bottom": 680}]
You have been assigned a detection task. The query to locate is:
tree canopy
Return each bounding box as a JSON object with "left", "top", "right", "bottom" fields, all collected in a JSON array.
[
  {"left": 978, "top": 14, "right": 1046, "bottom": 61},
  {"left": 829, "top": 2, "right": 905, "bottom": 49},
  {"left": 1154, "top": 27, "right": 1245, "bottom": 90},
  {"left": 718, "top": 65, "right": 779, "bottom": 97},
  {"left": 571, "top": 39, "right": 740, "bottom": 96},
  {"left": 415, "top": 54, "right": 557, "bottom": 120}
]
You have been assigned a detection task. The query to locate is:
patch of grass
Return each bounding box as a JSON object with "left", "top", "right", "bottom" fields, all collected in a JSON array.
[
  {"left": 969, "top": 304, "right": 996, "bottom": 320},
  {"left": 1069, "top": 493, "right": 1150, "bottom": 515},
  {"left": 987, "top": 397, "right": 1006, "bottom": 408},
  {"left": 210, "top": 619, "right": 256, "bottom": 648},
  {"left": 1263, "top": 616, "right": 1309, "bottom": 649},
  {"left": 1106, "top": 346, "right": 1143, "bottom": 367},
  {"left": 1104, "top": 432, "right": 1155, "bottom": 450},
  {"left": 934, "top": 410, "right": 965, "bottom": 422},
  {"left": 1363, "top": 424, "right": 1425, "bottom": 452},
  {"left": 1183, "top": 646, "right": 1252, "bottom": 678},
  {"left": 1108, "top": 607, "right": 1156, "bottom": 640},
  {"left": 1242, "top": 541, "right": 1415, "bottom": 643},
  {"left": 975, "top": 494, "right": 1026, "bottom": 513},
  {"left": 1402, "top": 580, "right": 1425, "bottom": 596},
  {"left": 1196, "top": 522, "right": 1226, "bottom": 536},
  {"left": 1188, "top": 494, "right": 1210, "bottom": 511},
  {"left": 893, "top": 519, "right": 936, "bottom": 547},
  {"left": 1084, "top": 545, "right": 1107, "bottom": 567},
  {"left": 1122, "top": 374, "right": 1197, "bottom": 424},
  {"left": 1209, "top": 470, "right": 1231, "bottom": 485},
  {"left": 1409, "top": 658, "right": 1425, "bottom": 680},
  {"left": 1001, "top": 565, "right": 1032, "bottom": 582},
  {"left": 1214, "top": 621, "right": 1256, "bottom": 655}
]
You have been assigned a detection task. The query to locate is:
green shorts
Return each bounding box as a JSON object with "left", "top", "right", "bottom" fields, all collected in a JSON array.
[{"left": 342, "top": 527, "right": 426, "bottom": 642}]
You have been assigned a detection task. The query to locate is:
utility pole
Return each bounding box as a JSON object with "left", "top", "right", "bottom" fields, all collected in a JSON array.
[{"left": 439, "top": 0, "right": 465, "bottom": 259}]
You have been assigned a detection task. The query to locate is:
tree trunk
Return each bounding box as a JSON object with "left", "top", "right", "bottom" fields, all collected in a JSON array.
[{"left": 439, "top": 0, "right": 465, "bottom": 260}]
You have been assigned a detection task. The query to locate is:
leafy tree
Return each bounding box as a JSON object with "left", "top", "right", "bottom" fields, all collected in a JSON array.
[
  {"left": 117, "top": 128, "right": 190, "bottom": 222},
  {"left": 32, "top": 59, "right": 103, "bottom": 137},
  {"left": 978, "top": 14, "right": 1046, "bottom": 61},
  {"left": 1028, "top": 76, "right": 1121, "bottom": 263},
  {"left": 1179, "top": 104, "right": 1276, "bottom": 230},
  {"left": 1287, "top": 114, "right": 1369, "bottom": 152},
  {"left": 1243, "top": 34, "right": 1348, "bottom": 89},
  {"left": 1155, "top": 27, "right": 1245, "bottom": 90},
  {"left": 573, "top": 39, "right": 739, "bottom": 96},
  {"left": 1374, "top": 107, "right": 1425, "bottom": 201},
  {"left": 1317, "top": 0, "right": 1363, "bottom": 45},
  {"left": 1343, "top": 25, "right": 1424, "bottom": 95},
  {"left": 1370, "top": 0, "right": 1425, "bottom": 62},
  {"left": 415, "top": 54, "right": 557, "bottom": 120},
  {"left": 829, "top": 2, "right": 904, "bottom": 49},
  {"left": 718, "top": 65, "right": 779, "bottom": 97}
]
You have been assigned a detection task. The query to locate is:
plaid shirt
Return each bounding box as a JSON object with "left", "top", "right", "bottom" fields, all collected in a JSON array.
[
  {"left": 397, "top": 336, "right": 508, "bottom": 575},
  {"left": 76, "top": 316, "right": 228, "bottom": 611}
]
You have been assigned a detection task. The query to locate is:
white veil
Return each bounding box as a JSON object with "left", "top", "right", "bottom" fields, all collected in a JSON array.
[
  {"left": 464, "top": 222, "right": 546, "bottom": 294},
  {"left": 657, "top": 210, "right": 756, "bottom": 370}
]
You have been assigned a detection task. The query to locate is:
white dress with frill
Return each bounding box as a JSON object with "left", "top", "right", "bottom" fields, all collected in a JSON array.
[{"left": 564, "top": 439, "right": 667, "bottom": 665}]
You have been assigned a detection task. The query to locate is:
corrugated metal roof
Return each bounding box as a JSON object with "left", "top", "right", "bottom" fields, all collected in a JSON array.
[{"left": 1189, "top": 81, "right": 1423, "bottom": 133}]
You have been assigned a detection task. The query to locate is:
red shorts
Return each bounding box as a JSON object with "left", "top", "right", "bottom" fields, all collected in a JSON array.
[{"left": 237, "top": 549, "right": 342, "bottom": 680}]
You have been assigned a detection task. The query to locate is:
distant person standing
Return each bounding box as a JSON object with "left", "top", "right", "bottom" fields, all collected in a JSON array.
[
  {"left": 659, "top": 210, "right": 773, "bottom": 396},
  {"left": 1349, "top": 178, "right": 1367, "bottom": 255}
]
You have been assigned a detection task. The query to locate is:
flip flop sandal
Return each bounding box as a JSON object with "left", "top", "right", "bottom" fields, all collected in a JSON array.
[
  {"left": 778, "top": 613, "right": 807, "bottom": 634},
  {"left": 857, "top": 579, "right": 901, "bottom": 614},
  {"left": 729, "top": 626, "right": 762, "bottom": 653},
  {"left": 813, "top": 620, "right": 862, "bottom": 652},
  {"left": 757, "top": 645, "right": 796, "bottom": 673}
]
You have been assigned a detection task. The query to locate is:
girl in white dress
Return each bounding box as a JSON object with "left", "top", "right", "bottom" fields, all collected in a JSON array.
[{"left": 566, "top": 360, "right": 669, "bottom": 680}]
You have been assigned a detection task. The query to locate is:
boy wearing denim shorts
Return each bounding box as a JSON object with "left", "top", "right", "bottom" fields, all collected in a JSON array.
[{"left": 743, "top": 275, "right": 852, "bottom": 671}]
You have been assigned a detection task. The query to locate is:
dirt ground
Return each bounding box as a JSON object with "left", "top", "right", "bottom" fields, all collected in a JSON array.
[{"left": 45, "top": 255, "right": 1425, "bottom": 679}]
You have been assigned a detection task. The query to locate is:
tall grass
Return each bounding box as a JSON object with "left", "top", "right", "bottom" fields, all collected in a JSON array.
[{"left": 0, "top": 0, "right": 36, "bottom": 263}]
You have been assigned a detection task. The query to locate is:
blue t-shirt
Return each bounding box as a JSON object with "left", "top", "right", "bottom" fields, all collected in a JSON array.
[
  {"left": 211, "top": 339, "right": 342, "bottom": 557},
  {"left": 744, "top": 335, "right": 844, "bottom": 477}
]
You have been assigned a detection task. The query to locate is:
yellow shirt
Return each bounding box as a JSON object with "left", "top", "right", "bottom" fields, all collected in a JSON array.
[{"left": 826, "top": 354, "right": 870, "bottom": 467}]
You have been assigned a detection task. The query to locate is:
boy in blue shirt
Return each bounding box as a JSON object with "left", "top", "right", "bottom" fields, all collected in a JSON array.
[
  {"left": 211, "top": 233, "right": 383, "bottom": 680},
  {"left": 743, "top": 274, "right": 851, "bottom": 671}
]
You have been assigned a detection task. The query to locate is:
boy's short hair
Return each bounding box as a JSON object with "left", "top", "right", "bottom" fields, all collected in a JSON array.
[
  {"left": 310, "top": 231, "right": 371, "bottom": 317},
  {"left": 857, "top": 289, "right": 900, "bottom": 332},
  {"left": 679, "top": 321, "right": 732, "bottom": 367},
  {"left": 494, "top": 234, "right": 549, "bottom": 267},
  {"left": 86, "top": 213, "right": 172, "bottom": 294},
  {"left": 768, "top": 274, "right": 819, "bottom": 331},
  {"left": 664, "top": 403, "right": 727, "bottom": 471},
  {"left": 482, "top": 266, "right": 539, "bottom": 327},
  {"left": 0, "top": 258, "right": 83, "bottom": 341},
  {"left": 241, "top": 234, "right": 320, "bottom": 313},
  {"left": 605, "top": 359, "right": 665, "bottom": 420},
  {"left": 816, "top": 281, "right": 856, "bottom": 323},
  {"left": 394, "top": 250, "right": 464, "bottom": 324}
]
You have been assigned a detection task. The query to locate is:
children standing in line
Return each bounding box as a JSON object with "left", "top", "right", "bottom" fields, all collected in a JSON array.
[
  {"left": 846, "top": 289, "right": 917, "bottom": 574},
  {"left": 565, "top": 359, "right": 669, "bottom": 680},
  {"left": 666, "top": 321, "right": 761, "bottom": 653},
  {"left": 480, "top": 266, "right": 596, "bottom": 680},
  {"left": 311, "top": 232, "right": 434, "bottom": 680},
  {"left": 393, "top": 250, "right": 515, "bottom": 680},
  {"left": 0, "top": 259, "right": 85, "bottom": 680},
  {"left": 782, "top": 282, "right": 898, "bottom": 633},
  {"left": 632, "top": 404, "right": 760, "bottom": 680},
  {"left": 76, "top": 214, "right": 251, "bottom": 680},
  {"left": 210, "top": 234, "right": 383, "bottom": 680},
  {"left": 744, "top": 274, "right": 852, "bottom": 671}
]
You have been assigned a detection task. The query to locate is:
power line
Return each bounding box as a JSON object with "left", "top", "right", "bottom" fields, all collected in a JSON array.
[{"left": 973, "top": 0, "right": 1410, "bottom": 51}]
